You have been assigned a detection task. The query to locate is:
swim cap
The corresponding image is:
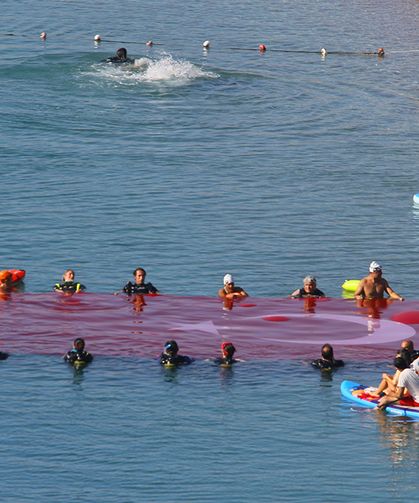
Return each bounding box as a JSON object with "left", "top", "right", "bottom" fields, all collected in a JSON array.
[
  {"left": 369, "top": 261, "right": 382, "bottom": 273},
  {"left": 0, "top": 270, "right": 12, "bottom": 281},
  {"left": 221, "top": 341, "right": 236, "bottom": 356},
  {"left": 224, "top": 274, "right": 233, "bottom": 285},
  {"left": 164, "top": 340, "right": 179, "bottom": 354},
  {"left": 413, "top": 358, "right": 419, "bottom": 373}
]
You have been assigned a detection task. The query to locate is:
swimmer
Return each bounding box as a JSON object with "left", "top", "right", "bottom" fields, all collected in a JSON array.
[
  {"left": 214, "top": 342, "right": 238, "bottom": 366},
  {"left": 54, "top": 269, "right": 86, "bottom": 293},
  {"left": 63, "top": 338, "right": 93, "bottom": 365},
  {"left": 354, "top": 261, "right": 404, "bottom": 301},
  {"left": 0, "top": 351, "right": 9, "bottom": 360},
  {"left": 105, "top": 47, "right": 134, "bottom": 64},
  {"left": 122, "top": 267, "right": 159, "bottom": 295},
  {"left": 397, "top": 339, "right": 419, "bottom": 365},
  {"left": 218, "top": 274, "right": 248, "bottom": 300},
  {"left": 0, "top": 271, "right": 13, "bottom": 292},
  {"left": 311, "top": 344, "right": 344, "bottom": 371},
  {"left": 159, "top": 340, "right": 192, "bottom": 367},
  {"left": 291, "top": 275, "right": 325, "bottom": 298}
]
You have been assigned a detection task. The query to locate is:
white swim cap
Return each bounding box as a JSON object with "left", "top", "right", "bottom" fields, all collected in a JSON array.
[
  {"left": 224, "top": 274, "right": 234, "bottom": 285},
  {"left": 369, "top": 261, "right": 382, "bottom": 273}
]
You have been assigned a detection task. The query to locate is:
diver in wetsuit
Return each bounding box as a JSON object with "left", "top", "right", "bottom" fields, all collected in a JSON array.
[
  {"left": 123, "top": 267, "right": 159, "bottom": 295},
  {"left": 64, "top": 338, "right": 93, "bottom": 365},
  {"left": 214, "top": 342, "right": 238, "bottom": 366},
  {"left": 397, "top": 340, "right": 419, "bottom": 365},
  {"left": 54, "top": 269, "right": 86, "bottom": 293},
  {"left": 159, "top": 340, "right": 192, "bottom": 366},
  {"left": 0, "top": 351, "right": 9, "bottom": 360},
  {"left": 311, "top": 343, "right": 344, "bottom": 371},
  {"left": 105, "top": 47, "right": 134, "bottom": 64}
]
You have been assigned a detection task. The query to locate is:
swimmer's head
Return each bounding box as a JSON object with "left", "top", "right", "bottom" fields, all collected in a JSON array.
[
  {"left": 133, "top": 267, "right": 146, "bottom": 283},
  {"left": 224, "top": 274, "right": 234, "bottom": 286},
  {"left": 303, "top": 275, "right": 317, "bottom": 293},
  {"left": 116, "top": 47, "right": 127, "bottom": 60},
  {"left": 377, "top": 47, "right": 385, "bottom": 57},
  {"left": 0, "top": 270, "right": 12, "bottom": 290},
  {"left": 221, "top": 341, "right": 236, "bottom": 358},
  {"left": 369, "top": 261, "right": 382, "bottom": 273},
  {"left": 321, "top": 343, "right": 334, "bottom": 360},
  {"left": 164, "top": 340, "right": 179, "bottom": 356},
  {"left": 73, "top": 338, "right": 85, "bottom": 351},
  {"left": 401, "top": 339, "right": 414, "bottom": 352},
  {"left": 63, "top": 269, "right": 75, "bottom": 281},
  {"left": 393, "top": 356, "right": 409, "bottom": 371}
]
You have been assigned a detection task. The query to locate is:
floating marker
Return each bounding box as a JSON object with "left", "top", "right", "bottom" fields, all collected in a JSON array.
[
  {"left": 413, "top": 194, "right": 419, "bottom": 206},
  {"left": 203, "top": 40, "right": 210, "bottom": 49}
]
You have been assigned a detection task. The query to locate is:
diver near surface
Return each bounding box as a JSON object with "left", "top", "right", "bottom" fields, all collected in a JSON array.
[
  {"left": 214, "top": 342, "right": 238, "bottom": 366},
  {"left": 54, "top": 269, "right": 86, "bottom": 293},
  {"left": 122, "top": 267, "right": 159, "bottom": 295},
  {"left": 291, "top": 275, "right": 325, "bottom": 298},
  {"left": 159, "top": 340, "right": 192, "bottom": 367},
  {"left": 0, "top": 350, "right": 9, "bottom": 360},
  {"left": 105, "top": 47, "right": 134, "bottom": 64},
  {"left": 397, "top": 339, "right": 419, "bottom": 365},
  {"left": 311, "top": 343, "right": 344, "bottom": 371},
  {"left": 354, "top": 261, "right": 404, "bottom": 301},
  {"left": 64, "top": 338, "right": 93, "bottom": 365}
]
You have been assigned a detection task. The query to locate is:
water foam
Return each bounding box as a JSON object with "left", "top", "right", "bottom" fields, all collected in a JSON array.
[{"left": 89, "top": 54, "right": 218, "bottom": 86}]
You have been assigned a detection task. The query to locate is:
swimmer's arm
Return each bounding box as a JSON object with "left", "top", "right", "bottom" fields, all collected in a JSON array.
[
  {"left": 218, "top": 288, "right": 227, "bottom": 299},
  {"left": 235, "top": 288, "right": 248, "bottom": 298},
  {"left": 354, "top": 279, "right": 366, "bottom": 299},
  {"left": 391, "top": 369, "right": 401, "bottom": 386},
  {"left": 378, "top": 385, "right": 405, "bottom": 408},
  {"left": 384, "top": 281, "right": 404, "bottom": 301},
  {"left": 290, "top": 289, "right": 301, "bottom": 298}
]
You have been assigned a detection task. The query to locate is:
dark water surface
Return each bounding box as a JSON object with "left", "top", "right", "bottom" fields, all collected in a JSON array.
[{"left": 1, "top": 0, "right": 419, "bottom": 501}]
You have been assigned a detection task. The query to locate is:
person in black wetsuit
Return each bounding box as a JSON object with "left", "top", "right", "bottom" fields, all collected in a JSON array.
[
  {"left": 64, "top": 338, "right": 93, "bottom": 365},
  {"left": 397, "top": 339, "right": 419, "bottom": 365},
  {"left": 0, "top": 351, "right": 9, "bottom": 360},
  {"left": 105, "top": 47, "right": 134, "bottom": 64},
  {"left": 311, "top": 344, "right": 344, "bottom": 371},
  {"left": 159, "top": 340, "right": 192, "bottom": 367},
  {"left": 291, "top": 275, "right": 325, "bottom": 298},
  {"left": 123, "top": 267, "right": 159, "bottom": 295},
  {"left": 214, "top": 342, "right": 238, "bottom": 366},
  {"left": 54, "top": 269, "right": 86, "bottom": 294}
]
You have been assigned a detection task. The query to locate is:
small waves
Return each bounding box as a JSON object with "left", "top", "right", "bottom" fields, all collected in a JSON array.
[{"left": 86, "top": 53, "right": 219, "bottom": 86}]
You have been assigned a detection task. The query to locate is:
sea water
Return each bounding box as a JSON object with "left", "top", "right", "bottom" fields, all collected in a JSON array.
[{"left": 1, "top": 0, "right": 419, "bottom": 500}]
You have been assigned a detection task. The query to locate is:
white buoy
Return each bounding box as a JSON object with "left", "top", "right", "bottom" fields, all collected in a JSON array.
[
  {"left": 413, "top": 194, "right": 419, "bottom": 206},
  {"left": 203, "top": 40, "right": 210, "bottom": 49},
  {"left": 94, "top": 34, "right": 101, "bottom": 42}
]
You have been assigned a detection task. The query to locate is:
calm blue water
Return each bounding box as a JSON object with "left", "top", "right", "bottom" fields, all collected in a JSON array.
[{"left": 1, "top": 0, "right": 419, "bottom": 500}]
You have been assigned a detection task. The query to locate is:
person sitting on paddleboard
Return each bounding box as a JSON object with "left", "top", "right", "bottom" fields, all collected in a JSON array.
[
  {"left": 362, "top": 355, "right": 410, "bottom": 399},
  {"left": 54, "top": 269, "right": 86, "bottom": 293},
  {"left": 122, "top": 267, "right": 159, "bottom": 295},
  {"left": 378, "top": 358, "right": 419, "bottom": 409},
  {"left": 291, "top": 275, "right": 325, "bottom": 298},
  {"left": 159, "top": 340, "right": 192, "bottom": 367},
  {"left": 311, "top": 344, "right": 344, "bottom": 371},
  {"left": 0, "top": 271, "right": 13, "bottom": 293},
  {"left": 64, "top": 338, "right": 93, "bottom": 365},
  {"left": 214, "top": 341, "right": 238, "bottom": 366},
  {"left": 218, "top": 274, "right": 248, "bottom": 300},
  {"left": 354, "top": 261, "right": 404, "bottom": 301},
  {"left": 105, "top": 47, "right": 134, "bottom": 64}
]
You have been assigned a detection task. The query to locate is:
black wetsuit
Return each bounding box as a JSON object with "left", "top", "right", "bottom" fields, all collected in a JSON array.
[
  {"left": 54, "top": 281, "right": 86, "bottom": 293},
  {"left": 123, "top": 282, "right": 158, "bottom": 295},
  {"left": 0, "top": 351, "right": 9, "bottom": 360},
  {"left": 294, "top": 288, "right": 325, "bottom": 298},
  {"left": 214, "top": 357, "right": 237, "bottom": 366},
  {"left": 105, "top": 56, "right": 135, "bottom": 64},
  {"left": 64, "top": 349, "right": 93, "bottom": 365},
  {"left": 159, "top": 353, "right": 192, "bottom": 366},
  {"left": 311, "top": 358, "right": 344, "bottom": 371}
]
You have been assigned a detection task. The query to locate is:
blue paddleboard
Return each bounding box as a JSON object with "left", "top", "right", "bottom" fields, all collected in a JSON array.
[{"left": 341, "top": 380, "right": 419, "bottom": 419}]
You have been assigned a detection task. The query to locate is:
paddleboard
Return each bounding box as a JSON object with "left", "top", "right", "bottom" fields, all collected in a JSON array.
[{"left": 341, "top": 380, "right": 419, "bottom": 419}]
